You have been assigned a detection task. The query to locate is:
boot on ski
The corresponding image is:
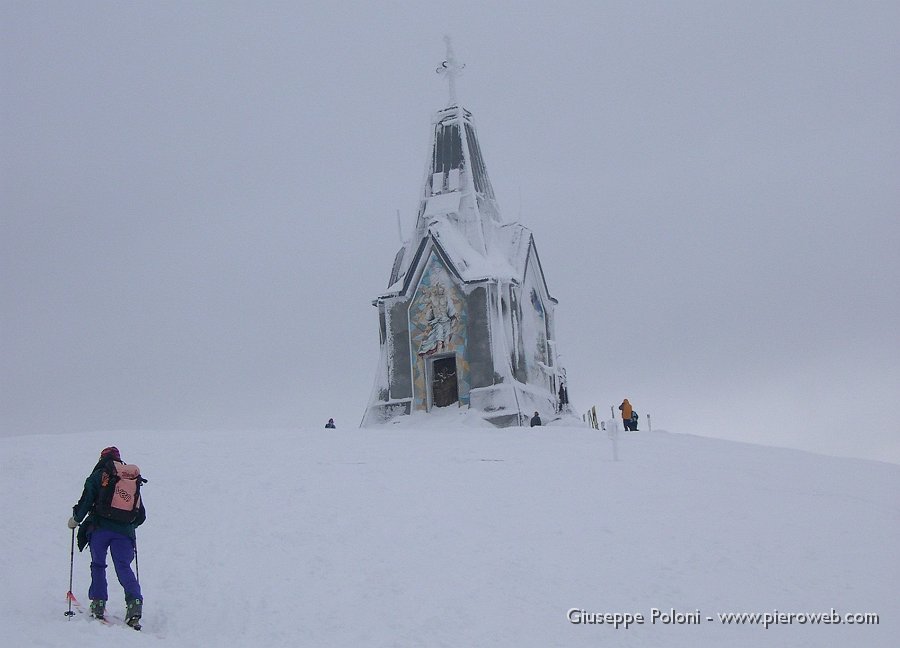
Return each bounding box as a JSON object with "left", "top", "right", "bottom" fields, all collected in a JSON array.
[
  {"left": 89, "top": 599, "right": 106, "bottom": 620},
  {"left": 125, "top": 597, "right": 142, "bottom": 630}
]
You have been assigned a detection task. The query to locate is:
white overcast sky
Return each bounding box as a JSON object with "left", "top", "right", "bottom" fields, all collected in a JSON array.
[{"left": 2, "top": 1, "right": 898, "bottom": 463}]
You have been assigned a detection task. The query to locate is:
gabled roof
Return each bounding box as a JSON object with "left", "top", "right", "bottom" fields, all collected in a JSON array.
[{"left": 377, "top": 218, "right": 555, "bottom": 304}]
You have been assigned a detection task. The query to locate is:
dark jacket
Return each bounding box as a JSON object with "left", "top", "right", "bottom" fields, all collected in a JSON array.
[
  {"left": 72, "top": 462, "right": 146, "bottom": 552},
  {"left": 530, "top": 414, "right": 542, "bottom": 427}
]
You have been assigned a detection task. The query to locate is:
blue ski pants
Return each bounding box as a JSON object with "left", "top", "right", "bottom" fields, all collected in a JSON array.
[{"left": 88, "top": 528, "right": 142, "bottom": 601}]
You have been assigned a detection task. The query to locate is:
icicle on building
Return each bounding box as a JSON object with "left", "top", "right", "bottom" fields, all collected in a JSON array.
[{"left": 362, "top": 41, "right": 567, "bottom": 427}]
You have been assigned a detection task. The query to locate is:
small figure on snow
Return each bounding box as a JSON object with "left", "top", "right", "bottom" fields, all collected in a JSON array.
[
  {"left": 325, "top": 418, "right": 336, "bottom": 429},
  {"left": 619, "top": 399, "right": 638, "bottom": 431},
  {"left": 68, "top": 446, "right": 146, "bottom": 629},
  {"left": 530, "top": 411, "right": 542, "bottom": 427}
]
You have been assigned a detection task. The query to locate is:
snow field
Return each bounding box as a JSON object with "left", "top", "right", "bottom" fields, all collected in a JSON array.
[{"left": 1, "top": 423, "right": 897, "bottom": 647}]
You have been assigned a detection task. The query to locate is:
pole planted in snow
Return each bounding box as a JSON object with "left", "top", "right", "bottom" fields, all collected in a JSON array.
[
  {"left": 609, "top": 417, "right": 619, "bottom": 462},
  {"left": 65, "top": 526, "right": 76, "bottom": 618}
]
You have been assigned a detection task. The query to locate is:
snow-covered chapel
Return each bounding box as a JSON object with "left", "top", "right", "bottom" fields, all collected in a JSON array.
[{"left": 362, "top": 41, "right": 568, "bottom": 427}]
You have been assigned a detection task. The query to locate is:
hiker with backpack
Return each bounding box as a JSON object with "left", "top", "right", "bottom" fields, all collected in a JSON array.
[
  {"left": 619, "top": 399, "right": 639, "bottom": 431},
  {"left": 67, "top": 446, "right": 146, "bottom": 628}
]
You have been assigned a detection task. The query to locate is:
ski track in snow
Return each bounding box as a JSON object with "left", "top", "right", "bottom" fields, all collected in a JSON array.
[{"left": 2, "top": 423, "right": 898, "bottom": 647}]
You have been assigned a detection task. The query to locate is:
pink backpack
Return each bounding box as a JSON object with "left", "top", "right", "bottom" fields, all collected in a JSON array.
[{"left": 94, "top": 460, "right": 143, "bottom": 523}]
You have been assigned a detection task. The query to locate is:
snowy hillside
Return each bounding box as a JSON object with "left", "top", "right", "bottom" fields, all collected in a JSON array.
[{"left": 2, "top": 421, "right": 897, "bottom": 647}]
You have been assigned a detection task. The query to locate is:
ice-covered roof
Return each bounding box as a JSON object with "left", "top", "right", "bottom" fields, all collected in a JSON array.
[{"left": 379, "top": 218, "right": 549, "bottom": 301}]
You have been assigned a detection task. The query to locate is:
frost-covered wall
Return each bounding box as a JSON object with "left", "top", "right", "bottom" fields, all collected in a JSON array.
[{"left": 520, "top": 249, "right": 553, "bottom": 390}]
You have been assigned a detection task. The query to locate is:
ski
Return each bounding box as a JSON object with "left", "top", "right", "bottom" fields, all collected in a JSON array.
[{"left": 65, "top": 591, "right": 141, "bottom": 630}]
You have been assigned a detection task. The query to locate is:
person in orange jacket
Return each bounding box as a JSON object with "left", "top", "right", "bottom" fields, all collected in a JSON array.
[{"left": 619, "top": 399, "right": 636, "bottom": 431}]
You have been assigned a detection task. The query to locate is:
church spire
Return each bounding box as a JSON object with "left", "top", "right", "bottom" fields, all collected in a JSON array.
[{"left": 412, "top": 39, "right": 500, "bottom": 256}]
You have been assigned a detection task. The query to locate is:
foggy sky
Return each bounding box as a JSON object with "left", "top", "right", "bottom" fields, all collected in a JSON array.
[{"left": 3, "top": 1, "right": 898, "bottom": 463}]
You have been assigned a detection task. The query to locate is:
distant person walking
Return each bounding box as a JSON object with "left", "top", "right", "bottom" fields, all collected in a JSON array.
[
  {"left": 68, "top": 446, "right": 146, "bottom": 629},
  {"left": 619, "top": 399, "right": 638, "bottom": 431},
  {"left": 325, "top": 418, "right": 336, "bottom": 429},
  {"left": 530, "top": 411, "right": 542, "bottom": 427}
]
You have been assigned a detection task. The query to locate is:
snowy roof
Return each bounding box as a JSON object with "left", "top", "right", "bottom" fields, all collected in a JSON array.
[{"left": 378, "top": 217, "right": 557, "bottom": 303}]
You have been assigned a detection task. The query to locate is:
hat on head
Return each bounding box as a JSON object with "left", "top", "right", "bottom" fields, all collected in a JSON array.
[{"left": 100, "top": 446, "right": 121, "bottom": 461}]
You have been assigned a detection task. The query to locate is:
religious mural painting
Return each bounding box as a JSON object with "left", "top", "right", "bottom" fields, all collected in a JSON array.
[{"left": 408, "top": 253, "right": 470, "bottom": 410}]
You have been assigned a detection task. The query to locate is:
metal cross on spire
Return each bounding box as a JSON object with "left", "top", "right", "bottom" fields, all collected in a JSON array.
[{"left": 435, "top": 35, "right": 465, "bottom": 107}]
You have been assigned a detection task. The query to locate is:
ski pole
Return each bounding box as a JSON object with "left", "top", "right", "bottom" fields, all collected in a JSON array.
[
  {"left": 65, "top": 526, "right": 76, "bottom": 618},
  {"left": 134, "top": 538, "right": 140, "bottom": 585}
]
